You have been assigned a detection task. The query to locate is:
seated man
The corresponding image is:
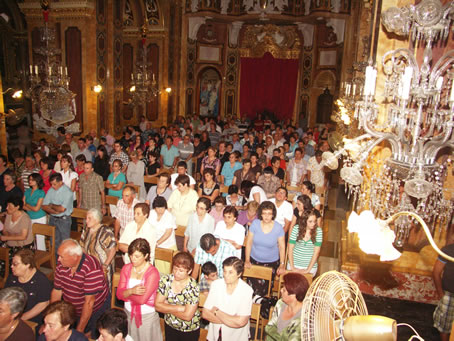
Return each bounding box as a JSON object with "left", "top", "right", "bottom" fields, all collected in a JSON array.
[
  {"left": 170, "top": 161, "right": 196, "bottom": 190},
  {"left": 97, "top": 309, "right": 132, "bottom": 341},
  {"left": 51, "top": 239, "right": 110, "bottom": 338},
  {"left": 192, "top": 233, "right": 236, "bottom": 280}
]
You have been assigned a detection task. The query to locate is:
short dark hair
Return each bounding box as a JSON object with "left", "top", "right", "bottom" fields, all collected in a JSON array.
[
  {"left": 200, "top": 233, "right": 217, "bottom": 252},
  {"left": 3, "top": 169, "right": 15, "bottom": 183},
  {"left": 49, "top": 172, "right": 63, "bottom": 183},
  {"left": 228, "top": 184, "right": 239, "bottom": 195},
  {"left": 75, "top": 154, "right": 86, "bottom": 163},
  {"left": 128, "top": 238, "right": 151, "bottom": 261},
  {"left": 283, "top": 272, "right": 309, "bottom": 302},
  {"left": 40, "top": 156, "right": 52, "bottom": 168},
  {"left": 78, "top": 137, "right": 86, "bottom": 143},
  {"left": 223, "top": 256, "right": 244, "bottom": 277},
  {"left": 134, "top": 203, "right": 150, "bottom": 217},
  {"left": 203, "top": 168, "right": 215, "bottom": 178},
  {"left": 6, "top": 196, "right": 23, "bottom": 210},
  {"left": 276, "top": 186, "right": 288, "bottom": 197},
  {"left": 271, "top": 156, "right": 280, "bottom": 164},
  {"left": 174, "top": 174, "right": 190, "bottom": 187},
  {"left": 242, "top": 158, "right": 251, "bottom": 166},
  {"left": 43, "top": 301, "right": 76, "bottom": 327},
  {"left": 213, "top": 196, "right": 226, "bottom": 205},
  {"left": 197, "top": 197, "right": 211, "bottom": 211},
  {"left": 97, "top": 309, "right": 128, "bottom": 339},
  {"left": 315, "top": 150, "right": 323, "bottom": 157},
  {"left": 113, "top": 159, "right": 123, "bottom": 168},
  {"left": 223, "top": 205, "right": 238, "bottom": 218},
  {"left": 302, "top": 180, "right": 315, "bottom": 193},
  {"left": 159, "top": 172, "right": 171, "bottom": 185},
  {"left": 177, "top": 161, "right": 187, "bottom": 169},
  {"left": 294, "top": 147, "right": 303, "bottom": 154},
  {"left": 172, "top": 252, "right": 194, "bottom": 272},
  {"left": 14, "top": 249, "right": 36, "bottom": 269},
  {"left": 257, "top": 201, "right": 277, "bottom": 220},
  {"left": 152, "top": 196, "right": 167, "bottom": 209},
  {"left": 201, "top": 261, "right": 217, "bottom": 276},
  {"left": 57, "top": 127, "right": 66, "bottom": 134},
  {"left": 263, "top": 166, "right": 273, "bottom": 175}
]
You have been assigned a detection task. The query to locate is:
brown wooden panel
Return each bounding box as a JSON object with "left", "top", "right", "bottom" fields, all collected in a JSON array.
[
  {"left": 65, "top": 27, "right": 83, "bottom": 127},
  {"left": 122, "top": 43, "right": 133, "bottom": 120},
  {"left": 99, "top": 96, "right": 105, "bottom": 129}
]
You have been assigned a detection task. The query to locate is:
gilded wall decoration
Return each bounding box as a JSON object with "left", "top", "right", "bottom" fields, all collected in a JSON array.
[
  {"left": 96, "top": 0, "right": 107, "bottom": 129},
  {"left": 145, "top": 0, "right": 160, "bottom": 25},
  {"left": 124, "top": 0, "right": 134, "bottom": 26},
  {"left": 187, "top": 42, "right": 196, "bottom": 85},
  {"left": 239, "top": 24, "right": 301, "bottom": 59}
]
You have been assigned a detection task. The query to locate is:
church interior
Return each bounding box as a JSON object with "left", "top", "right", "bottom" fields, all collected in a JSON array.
[{"left": 1, "top": 0, "right": 454, "bottom": 340}]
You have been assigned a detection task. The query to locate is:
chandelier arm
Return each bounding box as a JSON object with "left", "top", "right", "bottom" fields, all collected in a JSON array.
[
  {"left": 361, "top": 113, "right": 401, "bottom": 157},
  {"left": 387, "top": 211, "right": 454, "bottom": 262},
  {"left": 382, "top": 48, "right": 420, "bottom": 81},
  {"left": 430, "top": 50, "right": 454, "bottom": 88}
]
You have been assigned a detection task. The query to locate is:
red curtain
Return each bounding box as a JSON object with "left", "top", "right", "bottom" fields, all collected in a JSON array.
[{"left": 239, "top": 52, "right": 299, "bottom": 120}]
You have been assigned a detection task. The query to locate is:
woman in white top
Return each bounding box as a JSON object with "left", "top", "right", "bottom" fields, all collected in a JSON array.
[
  {"left": 148, "top": 196, "right": 177, "bottom": 274},
  {"left": 119, "top": 203, "right": 157, "bottom": 264},
  {"left": 59, "top": 155, "right": 78, "bottom": 201},
  {"left": 127, "top": 151, "right": 146, "bottom": 201},
  {"left": 214, "top": 206, "right": 245, "bottom": 258},
  {"left": 241, "top": 180, "right": 267, "bottom": 204},
  {"left": 184, "top": 197, "right": 215, "bottom": 255},
  {"left": 202, "top": 257, "right": 253, "bottom": 341}
]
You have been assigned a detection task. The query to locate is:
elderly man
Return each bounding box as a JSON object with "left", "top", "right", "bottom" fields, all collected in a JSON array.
[
  {"left": 42, "top": 173, "right": 74, "bottom": 257},
  {"left": 192, "top": 233, "right": 236, "bottom": 280},
  {"left": 64, "top": 133, "right": 79, "bottom": 159},
  {"left": 109, "top": 140, "right": 129, "bottom": 173},
  {"left": 113, "top": 186, "right": 139, "bottom": 240},
  {"left": 20, "top": 154, "right": 39, "bottom": 191},
  {"left": 78, "top": 161, "right": 105, "bottom": 213},
  {"left": 178, "top": 134, "right": 194, "bottom": 174},
  {"left": 51, "top": 239, "right": 110, "bottom": 338}
]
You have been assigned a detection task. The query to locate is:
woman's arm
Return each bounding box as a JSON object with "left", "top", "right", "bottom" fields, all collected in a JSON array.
[
  {"left": 244, "top": 231, "right": 254, "bottom": 268},
  {"left": 232, "top": 176, "right": 237, "bottom": 186},
  {"left": 157, "top": 228, "right": 172, "bottom": 246},
  {"left": 215, "top": 163, "right": 221, "bottom": 177},
  {"left": 125, "top": 269, "right": 160, "bottom": 305},
  {"left": 112, "top": 181, "right": 125, "bottom": 191},
  {"left": 301, "top": 246, "right": 321, "bottom": 274},
  {"left": 70, "top": 178, "right": 77, "bottom": 192},
  {"left": 277, "top": 235, "right": 286, "bottom": 275},
  {"left": 155, "top": 292, "right": 198, "bottom": 321},
  {"left": 24, "top": 197, "right": 44, "bottom": 212},
  {"left": 118, "top": 243, "right": 129, "bottom": 253},
  {"left": 22, "top": 301, "right": 49, "bottom": 321},
  {"left": 253, "top": 192, "right": 260, "bottom": 203},
  {"left": 203, "top": 306, "right": 249, "bottom": 328},
  {"left": 288, "top": 243, "right": 295, "bottom": 270},
  {"left": 1, "top": 227, "right": 28, "bottom": 241},
  {"left": 208, "top": 189, "right": 220, "bottom": 202}
]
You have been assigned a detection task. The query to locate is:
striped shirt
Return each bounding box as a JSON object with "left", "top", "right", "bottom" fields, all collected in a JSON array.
[
  {"left": 21, "top": 167, "right": 39, "bottom": 190},
  {"left": 289, "top": 226, "right": 322, "bottom": 271},
  {"left": 54, "top": 254, "right": 108, "bottom": 315}
]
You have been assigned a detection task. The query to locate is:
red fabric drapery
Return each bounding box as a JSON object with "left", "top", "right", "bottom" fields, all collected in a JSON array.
[{"left": 239, "top": 52, "right": 299, "bottom": 120}]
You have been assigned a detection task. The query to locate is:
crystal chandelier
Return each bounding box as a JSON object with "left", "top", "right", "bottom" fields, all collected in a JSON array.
[
  {"left": 26, "top": 1, "right": 76, "bottom": 125},
  {"left": 331, "top": 0, "right": 454, "bottom": 243},
  {"left": 128, "top": 24, "right": 158, "bottom": 107}
]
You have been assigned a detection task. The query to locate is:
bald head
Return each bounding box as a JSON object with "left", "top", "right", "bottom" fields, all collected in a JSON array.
[
  {"left": 57, "top": 239, "right": 83, "bottom": 268},
  {"left": 122, "top": 186, "right": 136, "bottom": 205}
]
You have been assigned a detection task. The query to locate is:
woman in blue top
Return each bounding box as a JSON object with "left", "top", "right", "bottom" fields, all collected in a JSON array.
[
  {"left": 220, "top": 151, "right": 242, "bottom": 187},
  {"left": 245, "top": 201, "right": 285, "bottom": 297},
  {"left": 105, "top": 159, "right": 126, "bottom": 198},
  {"left": 23, "top": 173, "right": 47, "bottom": 224}
]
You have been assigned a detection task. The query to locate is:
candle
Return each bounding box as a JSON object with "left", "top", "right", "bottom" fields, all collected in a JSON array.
[
  {"left": 59, "top": 66, "right": 63, "bottom": 75},
  {"left": 153, "top": 73, "right": 155, "bottom": 82},
  {"left": 35, "top": 65, "right": 38, "bottom": 74},
  {"left": 48, "top": 66, "right": 52, "bottom": 75},
  {"left": 65, "top": 67, "right": 68, "bottom": 76},
  {"left": 436, "top": 77, "right": 443, "bottom": 91},
  {"left": 131, "top": 73, "right": 134, "bottom": 81},
  {"left": 370, "top": 68, "right": 377, "bottom": 96},
  {"left": 30, "top": 65, "right": 33, "bottom": 74},
  {"left": 450, "top": 79, "right": 454, "bottom": 102},
  {"left": 346, "top": 83, "right": 351, "bottom": 96},
  {"left": 352, "top": 84, "right": 356, "bottom": 96},
  {"left": 401, "top": 66, "right": 413, "bottom": 100}
]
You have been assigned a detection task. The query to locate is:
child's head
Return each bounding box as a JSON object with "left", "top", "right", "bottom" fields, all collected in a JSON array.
[{"left": 202, "top": 262, "right": 218, "bottom": 282}]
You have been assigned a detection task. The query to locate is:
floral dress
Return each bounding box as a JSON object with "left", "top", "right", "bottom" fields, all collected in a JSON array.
[{"left": 158, "top": 274, "right": 201, "bottom": 332}]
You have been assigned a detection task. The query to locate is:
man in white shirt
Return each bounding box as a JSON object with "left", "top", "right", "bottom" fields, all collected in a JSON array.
[
  {"left": 170, "top": 161, "right": 196, "bottom": 190},
  {"left": 270, "top": 187, "right": 293, "bottom": 233}
]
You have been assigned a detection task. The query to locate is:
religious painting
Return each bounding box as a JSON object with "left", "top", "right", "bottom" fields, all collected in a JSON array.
[{"left": 198, "top": 68, "right": 221, "bottom": 117}]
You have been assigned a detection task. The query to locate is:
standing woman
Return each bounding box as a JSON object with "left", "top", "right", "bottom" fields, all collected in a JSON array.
[
  {"left": 244, "top": 201, "right": 285, "bottom": 297},
  {"left": 156, "top": 252, "right": 201, "bottom": 341},
  {"left": 184, "top": 197, "right": 215, "bottom": 255},
  {"left": 80, "top": 208, "right": 117, "bottom": 287},
  {"left": 127, "top": 151, "right": 146, "bottom": 201},
  {"left": 290, "top": 195, "right": 322, "bottom": 232},
  {"left": 233, "top": 159, "right": 256, "bottom": 186},
  {"left": 23, "top": 173, "right": 47, "bottom": 224},
  {"left": 1, "top": 197, "right": 34, "bottom": 253},
  {"left": 200, "top": 147, "right": 221, "bottom": 179},
  {"left": 117, "top": 238, "right": 162, "bottom": 341},
  {"left": 59, "top": 155, "right": 78, "bottom": 202},
  {"left": 198, "top": 168, "right": 220, "bottom": 202},
  {"left": 105, "top": 159, "right": 126, "bottom": 199},
  {"left": 94, "top": 145, "right": 110, "bottom": 181},
  {"left": 0, "top": 170, "right": 23, "bottom": 213},
  {"left": 39, "top": 157, "right": 55, "bottom": 194},
  {"left": 300, "top": 181, "right": 321, "bottom": 211},
  {"left": 202, "top": 257, "right": 253, "bottom": 341},
  {"left": 287, "top": 209, "right": 322, "bottom": 277},
  {"left": 220, "top": 152, "right": 242, "bottom": 187}
]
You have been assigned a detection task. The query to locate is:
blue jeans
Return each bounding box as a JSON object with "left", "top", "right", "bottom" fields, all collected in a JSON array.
[{"left": 49, "top": 215, "right": 71, "bottom": 260}]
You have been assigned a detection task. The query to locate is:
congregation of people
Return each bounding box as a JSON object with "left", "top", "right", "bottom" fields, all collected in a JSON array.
[{"left": 0, "top": 114, "right": 332, "bottom": 341}]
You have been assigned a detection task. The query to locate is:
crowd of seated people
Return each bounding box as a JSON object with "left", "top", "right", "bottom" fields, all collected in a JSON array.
[{"left": 0, "top": 115, "right": 332, "bottom": 340}]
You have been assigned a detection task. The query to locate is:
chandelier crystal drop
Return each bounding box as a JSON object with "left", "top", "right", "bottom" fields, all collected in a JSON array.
[{"left": 334, "top": 0, "right": 454, "bottom": 243}]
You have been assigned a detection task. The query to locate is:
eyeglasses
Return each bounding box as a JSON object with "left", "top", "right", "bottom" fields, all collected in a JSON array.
[{"left": 196, "top": 205, "right": 207, "bottom": 210}]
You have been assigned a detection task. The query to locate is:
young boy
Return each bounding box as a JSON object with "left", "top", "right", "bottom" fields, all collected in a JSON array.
[{"left": 199, "top": 261, "right": 218, "bottom": 293}]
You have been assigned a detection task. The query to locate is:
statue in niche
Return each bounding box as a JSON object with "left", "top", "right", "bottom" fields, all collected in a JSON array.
[
  {"left": 199, "top": 69, "right": 221, "bottom": 117},
  {"left": 220, "top": 0, "right": 230, "bottom": 14},
  {"left": 304, "top": 0, "right": 311, "bottom": 15},
  {"left": 191, "top": 0, "right": 198, "bottom": 12},
  {"left": 331, "top": 0, "right": 341, "bottom": 13}
]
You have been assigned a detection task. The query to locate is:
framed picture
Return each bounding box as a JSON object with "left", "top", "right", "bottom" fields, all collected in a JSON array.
[
  {"left": 197, "top": 44, "right": 222, "bottom": 64},
  {"left": 319, "top": 50, "right": 337, "bottom": 67}
]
